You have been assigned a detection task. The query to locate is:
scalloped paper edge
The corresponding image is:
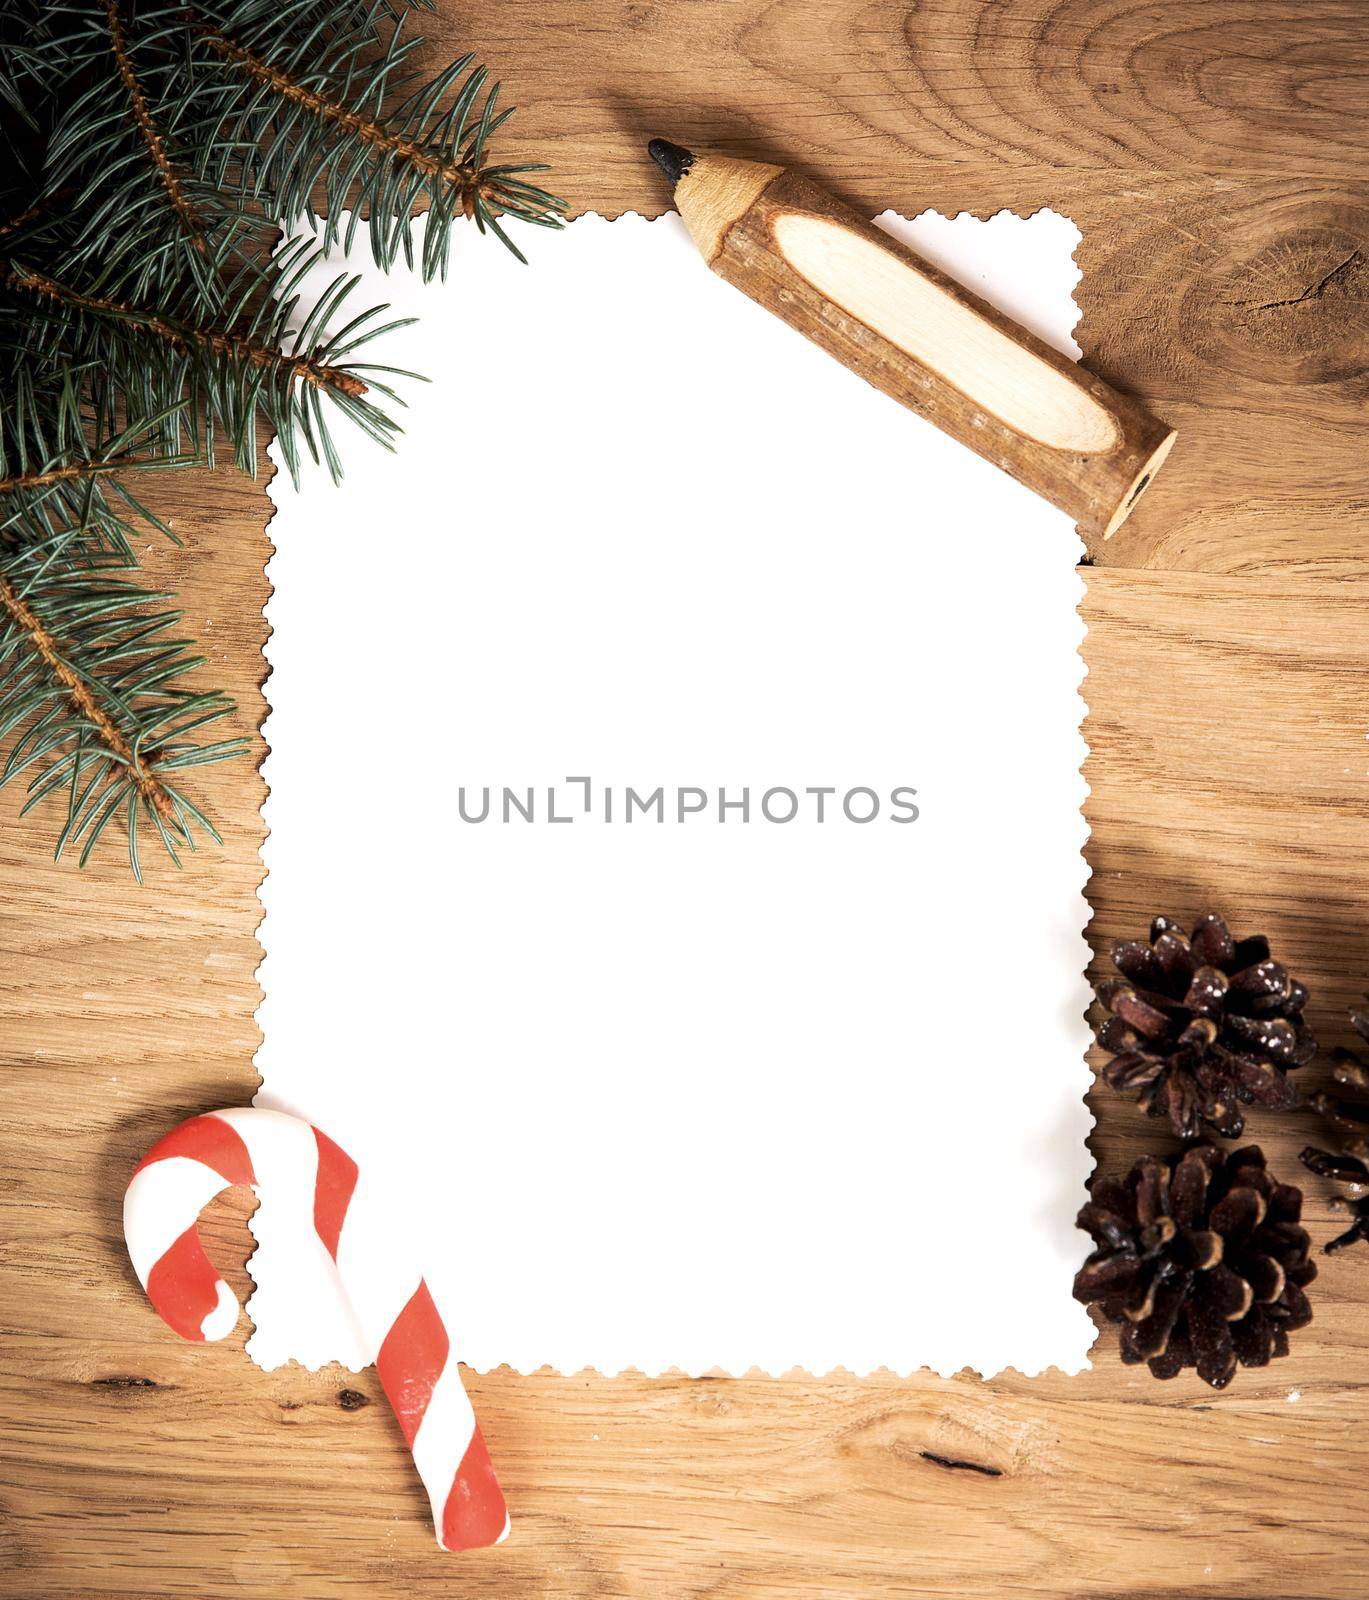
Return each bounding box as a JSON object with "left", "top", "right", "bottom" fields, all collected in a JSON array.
[{"left": 248, "top": 206, "right": 1097, "bottom": 1381}]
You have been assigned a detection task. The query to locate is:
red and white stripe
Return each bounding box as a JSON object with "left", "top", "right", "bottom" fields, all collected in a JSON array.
[{"left": 124, "top": 1107, "right": 508, "bottom": 1551}]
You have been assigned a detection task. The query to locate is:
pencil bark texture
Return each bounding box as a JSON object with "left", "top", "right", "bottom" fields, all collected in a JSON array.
[{"left": 674, "top": 158, "right": 1175, "bottom": 541}]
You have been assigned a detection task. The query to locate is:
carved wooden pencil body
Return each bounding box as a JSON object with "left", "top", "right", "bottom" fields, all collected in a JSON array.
[{"left": 648, "top": 141, "right": 1176, "bottom": 541}]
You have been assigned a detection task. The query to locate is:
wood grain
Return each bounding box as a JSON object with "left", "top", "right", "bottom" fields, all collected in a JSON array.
[{"left": 2, "top": 0, "right": 1368, "bottom": 1594}]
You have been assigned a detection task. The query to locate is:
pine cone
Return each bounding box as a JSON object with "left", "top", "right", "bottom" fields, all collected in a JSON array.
[
  {"left": 1095, "top": 913, "right": 1315, "bottom": 1140},
  {"left": 1074, "top": 1145, "right": 1316, "bottom": 1388},
  {"left": 1301, "top": 1004, "right": 1369, "bottom": 1252}
]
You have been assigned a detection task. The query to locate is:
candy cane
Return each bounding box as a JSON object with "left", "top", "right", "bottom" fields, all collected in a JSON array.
[{"left": 123, "top": 1107, "right": 508, "bottom": 1551}]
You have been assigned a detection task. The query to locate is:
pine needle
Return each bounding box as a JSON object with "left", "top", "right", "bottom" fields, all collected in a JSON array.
[{"left": 0, "top": 0, "right": 560, "bottom": 873}]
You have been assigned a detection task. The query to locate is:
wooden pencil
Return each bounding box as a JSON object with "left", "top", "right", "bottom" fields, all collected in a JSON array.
[{"left": 648, "top": 139, "right": 1176, "bottom": 541}]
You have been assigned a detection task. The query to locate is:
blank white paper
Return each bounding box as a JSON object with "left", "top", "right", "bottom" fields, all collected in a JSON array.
[{"left": 253, "top": 207, "right": 1095, "bottom": 1377}]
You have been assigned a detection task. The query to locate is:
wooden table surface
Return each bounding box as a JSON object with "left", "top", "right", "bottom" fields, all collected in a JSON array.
[{"left": 3, "top": 1, "right": 1368, "bottom": 1594}]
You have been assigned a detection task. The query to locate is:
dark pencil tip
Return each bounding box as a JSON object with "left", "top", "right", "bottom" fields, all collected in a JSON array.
[{"left": 647, "top": 139, "right": 695, "bottom": 187}]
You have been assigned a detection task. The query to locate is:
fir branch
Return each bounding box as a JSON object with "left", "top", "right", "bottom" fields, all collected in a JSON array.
[
  {"left": 0, "top": 0, "right": 558, "bottom": 875},
  {"left": 102, "top": 0, "right": 206, "bottom": 251},
  {"left": 8, "top": 263, "right": 369, "bottom": 397},
  {"left": 191, "top": 18, "right": 490, "bottom": 206},
  {"left": 0, "top": 451, "right": 155, "bottom": 495},
  {"left": 0, "top": 407, "right": 194, "bottom": 561},
  {"left": 186, "top": 0, "right": 564, "bottom": 273},
  {"left": 0, "top": 567, "right": 176, "bottom": 822},
  {"left": 0, "top": 536, "right": 246, "bottom": 876}
]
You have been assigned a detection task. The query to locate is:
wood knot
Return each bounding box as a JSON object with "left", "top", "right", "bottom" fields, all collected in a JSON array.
[
  {"left": 1192, "top": 211, "right": 1369, "bottom": 385},
  {"left": 337, "top": 1388, "right": 370, "bottom": 1411}
]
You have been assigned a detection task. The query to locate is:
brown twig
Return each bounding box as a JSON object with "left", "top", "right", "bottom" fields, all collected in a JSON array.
[
  {"left": 0, "top": 199, "right": 48, "bottom": 240},
  {"left": 7, "top": 265, "right": 367, "bottom": 397},
  {"left": 104, "top": 0, "right": 206, "bottom": 251},
  {"left": 0, "top": 185, "right": 80, "bottom": 242},
  {"left": 0, "top": 574, "right": 176, "bottom": 821},
  {"left": 189, "top": 15, "right": 495, "bottom": 216},
  {"left": 0, "top": 453, "right": 152, "bottom": 495}
]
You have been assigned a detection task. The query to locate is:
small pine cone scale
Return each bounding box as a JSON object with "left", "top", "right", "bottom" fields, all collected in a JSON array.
[
  {"left": 1095, "top": 913, "right": 1315, "bottom": 1140},
  {"left": 1074, "top": 1145, "right": 1316, "bottom": 1388},
  {"left": 1301, "top": 1005, "right": 1369, "bottom": 1252}
]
